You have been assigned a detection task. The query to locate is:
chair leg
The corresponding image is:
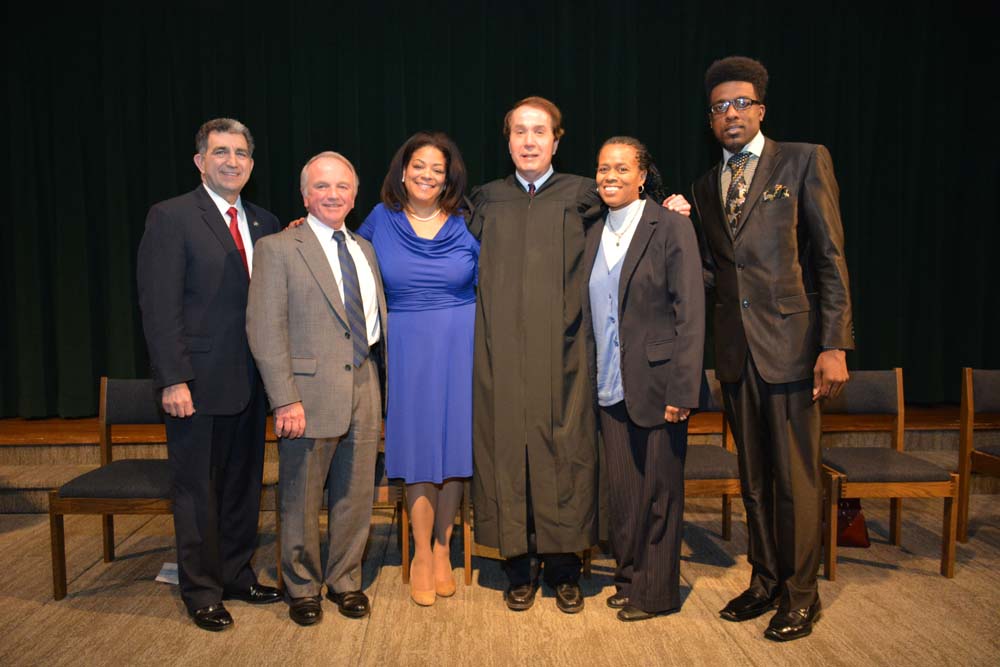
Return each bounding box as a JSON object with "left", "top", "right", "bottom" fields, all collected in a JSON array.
[
  {"left": 400, "top": 485, "right": 411, "bottom": 584},
  {"left": 957, "top": 465, "right": 971, "bottom": 543},
  {"left": 101, "top": 514, "right": 115, "bottom": 562},
  {"left": 49, "top": 494, "right": 67, "bottom": 600},
  {"left": 941, "top": 475, "right": 958, "bottom": 578},
  {"left": 721, "top": 494, "right": 732, "bottom": 541},
  {"left": 273, "top": 484, "right": 283, "bottom": 591},
  {"left": 824, "top": 473, "right": 839, "bottom": 581},
  {"left": 582, "top": 548, "right": 592, "bottom": 579},
  {"left": 462, "top": 479, "right": 472, "bottom": 586},
  {"left": 890, "top": 498, "right": 902, "bottom": 546}
]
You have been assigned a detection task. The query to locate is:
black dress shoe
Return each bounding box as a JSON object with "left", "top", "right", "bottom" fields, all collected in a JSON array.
[
  {"left": 764, "top": 600, "right": 822, "bottom": 642},
  {"left": 224, "top": 583, "right": 282, "bottom": 605},
  {"left": 719, "top": 589, "right": 779, "bottom": 622},
  {"left": 288, "top": 596, "right": 323, "bottom": 626},
  {"left": 191, "top": 603, "right": 233, "bottom": 632},
  {"left": 617, "top": 604, "right": 679, "bottom": 622},
  {"left": 606, "top": 591, "right": 629, "bottom": 609},
  {"left": 326, "top": 589, "right": 370, "bottom": 618},
  {"left": 504, "top": 582, "right": 539, "bottom": 611},
  {"left": 554, "top": 582, "right": 584, "bottom": 614}
]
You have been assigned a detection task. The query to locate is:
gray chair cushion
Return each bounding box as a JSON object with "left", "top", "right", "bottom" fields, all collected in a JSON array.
[
  {"left": 686, "top": 446, "right": 740, "bottom": 480},
  {"left": 822, "top": 370, "right": 899, "bottom": 415},
  {"left": 822, "top": 447, "right": 951, "bottom": 483},
  {"left": 977, "top": 444, "right": 1000, "bottom": 458},
  {"left": 59, "top": 459, "right": 172, "bottom": 498},
  {"left": 972, "top": 369, "right": 1000, "bottom": 413},
  {"left": 105, "top": 379, "right": 164, "bottom": 425}
]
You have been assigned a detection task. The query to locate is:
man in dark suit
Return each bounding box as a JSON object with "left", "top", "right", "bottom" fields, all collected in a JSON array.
[
  {"left": 690, "top": 57, "right": 853, "bottom": 642},
  {"left": 137, "top": 118, "right": 281, "bottom": 631}
]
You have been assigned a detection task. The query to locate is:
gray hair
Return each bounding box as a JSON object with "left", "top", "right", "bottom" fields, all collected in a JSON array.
[
  {"left": 300, "top": 151, "right": 360, "bottom": 195},
  {"left": 195, "top": 118, "right": 255, "bottom": 156}
]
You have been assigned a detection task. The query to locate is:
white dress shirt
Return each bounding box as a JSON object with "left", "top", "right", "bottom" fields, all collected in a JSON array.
[
  {"left": 515, "top": 165, "right": 554, "bottom": 193},
  {"left": 306, "top": 215, "right": 381, "bottom": 345},
  {"left": 203, "top": 184, "right": 255, "bottom": 276},
  {"left": 600, "top": 198, "right": 646, "bottom": 269},
  {"left": 720, "top": 131, "right": 766, "bottom": 206}
]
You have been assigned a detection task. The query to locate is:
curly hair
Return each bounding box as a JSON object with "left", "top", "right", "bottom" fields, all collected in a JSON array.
[
  {"left": 381, "top": 131, "right": 468, "bottom": 216},
  {"left": 598, "top": 136, "right": 667, "bottom": 204},
  {"left": 704, "top": 56, "right": 769, "bottom": 101}
]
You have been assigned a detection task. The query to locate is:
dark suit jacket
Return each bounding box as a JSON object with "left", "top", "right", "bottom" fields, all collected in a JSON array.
[
  {"left": 691, "top": 139, "right": 854, "bottom": 385},
  {"left": 137, "top": 185, "right": 280, "bottom": 415},
  {"left": 582, "top": 198, "right": 706, "bottom": 428}
]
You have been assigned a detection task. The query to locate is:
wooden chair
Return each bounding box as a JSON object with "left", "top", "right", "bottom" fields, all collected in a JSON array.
[
  {"left": 957, "top": 368, "right": 1000, "bottom": 542},
  {"left": 49, "top": 377, "right": 281, "bottom": 599},
  {"left": 48, "top": 377, "right": 172, "bottom": 599},
  {"left": 685, "top": 369, "right": 741, "bottom": 540},
  {"left": 821, "top": 368, "right": 958, "bottom": 580}
]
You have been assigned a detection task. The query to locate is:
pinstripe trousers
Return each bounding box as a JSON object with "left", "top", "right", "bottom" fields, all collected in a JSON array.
[{"left": 599, "top": 401, "right": 687, "bottom": 613}]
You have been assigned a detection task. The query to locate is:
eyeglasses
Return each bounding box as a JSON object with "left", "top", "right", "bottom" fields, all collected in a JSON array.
[{"left": 709, "top": 97, "right": 764, "bottom": 115}]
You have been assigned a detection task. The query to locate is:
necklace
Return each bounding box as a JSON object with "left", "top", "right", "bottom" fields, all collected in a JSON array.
[
  {"left": 406, "top": 207, "right": 441, "bottom": 222},
  {"left": 606, "top": 202, "right": 642, "bottom": 246}
]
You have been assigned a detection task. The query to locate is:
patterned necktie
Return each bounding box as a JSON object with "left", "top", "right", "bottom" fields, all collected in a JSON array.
[
  {"left": 226, "top": 207, "right": 249, "bottom": 275},
  {"left": 528, "top": 182, "right": 536, "bottom": 198},
  {"left": 724, "top": 151, "right": 751, "bottom": 231},
  {"left": 332, "top": 230, "right": 369, "bottom": 367}
]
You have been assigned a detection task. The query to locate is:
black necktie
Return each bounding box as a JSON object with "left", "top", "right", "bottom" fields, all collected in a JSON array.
[{"left": 332, "top": 231, "right": 369, "bottom": 367}]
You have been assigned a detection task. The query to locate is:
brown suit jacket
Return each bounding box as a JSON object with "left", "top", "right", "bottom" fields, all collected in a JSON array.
[
  {"left": 691, "top": 138, "right": 854, "bottom": 384},
  {"left": 581, "top": 199, "right": 706, "bottom": 427}
]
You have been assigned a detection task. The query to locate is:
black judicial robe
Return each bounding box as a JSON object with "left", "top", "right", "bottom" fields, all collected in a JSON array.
[{"left": 469, "top": 172, "right": 602, "bottom": 557}]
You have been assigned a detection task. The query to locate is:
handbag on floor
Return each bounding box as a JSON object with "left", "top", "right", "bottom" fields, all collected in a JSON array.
[{"left": 837, "top": 498, "right": 871, "bottom": 547}]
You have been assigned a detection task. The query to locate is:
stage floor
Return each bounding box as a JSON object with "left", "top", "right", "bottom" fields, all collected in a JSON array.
[{"left": 1, "top": 497, "right": 997, "bottom": 666}]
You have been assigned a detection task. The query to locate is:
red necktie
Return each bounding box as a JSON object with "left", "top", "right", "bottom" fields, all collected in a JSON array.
[{"left": 226, "top": 206, "right": 249, "bottom": 275}]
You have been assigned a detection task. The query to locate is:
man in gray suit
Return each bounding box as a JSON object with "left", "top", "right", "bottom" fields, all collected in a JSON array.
[{"left": 247, "top": 151, "right": 387, "bottom": 626}]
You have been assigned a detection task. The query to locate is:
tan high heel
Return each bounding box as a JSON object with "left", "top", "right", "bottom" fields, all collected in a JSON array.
[
  {"left": 409, "top": 555, "right": 436, "bottom": 606},
  {"left": 435, "top": 576, "right": 456, "bottom": 598}
]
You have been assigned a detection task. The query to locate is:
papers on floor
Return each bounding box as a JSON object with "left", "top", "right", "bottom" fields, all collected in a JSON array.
[{"left": 156, "top": 562, "right": 178, "bottom": 585}]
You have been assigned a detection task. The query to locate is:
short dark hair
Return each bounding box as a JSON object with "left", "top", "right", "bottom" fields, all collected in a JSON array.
[
  {"left": 195, "top": 118, "right": 255, "bottom": 156},
  {"left": 598, "top": 136, "right": 667, "bottom": 204},
  {"left": 704, "top": 56, "right": 769, "bottom": 101},
  {"left": 381, "top": 131, "right": 468, "bottom": 216},
  {"left": 503, "top": 96, "right": 565, "bottom": 140}
]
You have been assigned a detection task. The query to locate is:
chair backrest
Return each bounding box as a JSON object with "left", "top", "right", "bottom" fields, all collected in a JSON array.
[
  {"left": 960, "top": 368, "right": 1000, "bottom": 461},
  {"left": 98, "top": 377, "right": 164, "bottom": 465},
  {"left": 822, "top": 368, "right": 904, "bottom": 451},
  {"left": 971, "top": 369, "right": 1000, "bottom": 413},
  {"left": 699, "top": 369, "right": 735, "bottom": 452}
]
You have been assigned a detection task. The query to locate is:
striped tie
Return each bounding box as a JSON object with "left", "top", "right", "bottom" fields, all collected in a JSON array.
[{"left": 333, "top": 231, "right": 369, "bottom": 367}]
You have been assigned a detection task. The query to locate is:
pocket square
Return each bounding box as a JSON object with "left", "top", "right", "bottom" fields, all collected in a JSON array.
[{"left": 763, "top": 184, "right": 790, "bottom": 201}]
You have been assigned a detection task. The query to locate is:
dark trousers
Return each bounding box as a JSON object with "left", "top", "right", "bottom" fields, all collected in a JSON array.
[
  {"left": 600, "top": 401, "right": 687, "bottom": 613},
  {"left": 503, "top": 455, "right": 581, "bottom": 587},
  {"left": 722, "top": 353, "right": 822, "bottom": 611},
  {"left": 165, "top": 380, "right": 266, "bottom": 613}
]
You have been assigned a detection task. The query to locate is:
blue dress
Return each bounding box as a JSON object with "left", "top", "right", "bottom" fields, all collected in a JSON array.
[{"left": 357, "top": 204, "right": 479, "bottom": 483}]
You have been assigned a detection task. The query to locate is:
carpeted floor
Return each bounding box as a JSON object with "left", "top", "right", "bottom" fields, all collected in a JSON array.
[{"left": 1, "top": 496, "right": 998, "bottom": 666}]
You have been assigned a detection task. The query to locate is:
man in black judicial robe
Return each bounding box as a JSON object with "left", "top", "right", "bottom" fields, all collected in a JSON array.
[{"left": 470, "top": 96, "right": 691, "bottom": 614}]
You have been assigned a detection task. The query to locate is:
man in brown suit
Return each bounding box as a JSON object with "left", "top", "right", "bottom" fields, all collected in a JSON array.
[{"left": 690, "top": 56, "right": 853, "bottom": 642}]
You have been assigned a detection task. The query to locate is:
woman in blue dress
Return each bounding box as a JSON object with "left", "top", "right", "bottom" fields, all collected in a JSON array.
[{"left": 356, "top": 132, "right": 478, "bottom": 606}]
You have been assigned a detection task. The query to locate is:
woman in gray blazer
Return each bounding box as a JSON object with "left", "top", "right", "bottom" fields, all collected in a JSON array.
[{"left": 581, "top": 136, "right": 705, "bottom": 621}]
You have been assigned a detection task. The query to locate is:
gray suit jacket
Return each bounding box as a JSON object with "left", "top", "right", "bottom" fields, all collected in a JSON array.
[{"left": 246, "top": 223, "right": 388, "bottom": 439}]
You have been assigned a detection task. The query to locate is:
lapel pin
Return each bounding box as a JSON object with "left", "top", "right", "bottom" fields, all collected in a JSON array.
[{"left": 252, "top": 220, "right": 259, "bottom": 227}]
